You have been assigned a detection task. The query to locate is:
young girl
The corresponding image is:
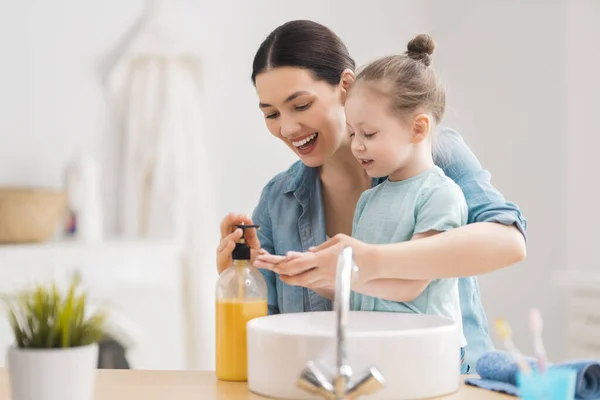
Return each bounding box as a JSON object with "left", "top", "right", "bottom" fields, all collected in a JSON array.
[{"left": 344, "top": 34, "right": 467, "bottom": 350}]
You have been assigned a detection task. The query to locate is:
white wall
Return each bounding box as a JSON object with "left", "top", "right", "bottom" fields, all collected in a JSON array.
[
  {"left": 0, "top": 0, "right": 430, "bottom": 232},
  {"left": 427, "top": 0, "right": 567, "bottom": 360},
  {"left": 566, "top": 0, "right": 600, "bottom": 272},
  {"left": 0, "top": 0, "right": 591, "bottom": 367}
]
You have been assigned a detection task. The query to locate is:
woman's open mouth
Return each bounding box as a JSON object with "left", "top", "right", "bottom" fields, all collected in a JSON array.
[{"left": 292, "top": 132, "right": 318, "bottom": 155}]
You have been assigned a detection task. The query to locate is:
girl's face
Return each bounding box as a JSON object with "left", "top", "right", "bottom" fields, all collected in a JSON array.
[
  {"left": 254, "top": 67, "right": 351, "bottom": 167},
  {"left": 345, "top": 85, "right": 415, "bottom": 179}
]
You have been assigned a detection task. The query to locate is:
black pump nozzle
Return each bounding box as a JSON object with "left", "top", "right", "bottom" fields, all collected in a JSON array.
[{"left": 232, "top": 224, "right": 260, "bottom": 260}]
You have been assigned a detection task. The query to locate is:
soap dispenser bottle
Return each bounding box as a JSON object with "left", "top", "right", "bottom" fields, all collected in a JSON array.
[{"left": 215, "top": 224, "right": 268, "bottom": 382}]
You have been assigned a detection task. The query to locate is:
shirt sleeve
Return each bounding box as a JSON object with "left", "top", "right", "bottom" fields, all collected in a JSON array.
[
  {"left": 251, "top": 181, "right": 280, "bottom": 315},
  {"left": 435, "top": 127, "right": 528, "bottom": 241},
  {"left": 414, "top": 180, "right": 468, "bottom": 235}
]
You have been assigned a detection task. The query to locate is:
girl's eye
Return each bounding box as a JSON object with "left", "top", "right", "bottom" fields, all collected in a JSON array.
[
  {"left": 295, "top": 103, "right": 311, "bottom": 111},
  {"left": 349, "top": 132, "right": 355, "bottom": 138},
  {"left": 266, "top": 112, "right": 280, "bottom": 120},
  {"left": 365, "top": 132, "right": 378, "bottom": 138}
]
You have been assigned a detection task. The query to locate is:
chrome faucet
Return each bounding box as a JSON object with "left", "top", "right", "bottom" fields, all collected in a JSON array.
[{"left": 297, "top": 246, "right": 385, "bottom": 399}]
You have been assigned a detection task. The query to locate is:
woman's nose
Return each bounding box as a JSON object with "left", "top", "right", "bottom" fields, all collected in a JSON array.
[{"left": 280, "top": 115, "right": 302, "bottom": 138}]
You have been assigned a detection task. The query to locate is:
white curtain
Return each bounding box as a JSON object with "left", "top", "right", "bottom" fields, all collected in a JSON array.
[{"left": 105, "top": 2, "right": 219, "bottom": 370}]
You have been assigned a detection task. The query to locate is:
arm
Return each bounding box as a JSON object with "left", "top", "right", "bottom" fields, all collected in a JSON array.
[
  {"left": 346, "top": 192, "right": 422, "bottom": 301},
  {"left": 352, "top": 231, "right": 435, "bottom": 302},
  {"left": 251, "top": 183, "right": 280, "bottom": 315},
  {"left": 356, "top": 127, "right": 527, "bottom": 281},
  {"left": 353, "top": 180, "right": 468, "bottom": 301}
]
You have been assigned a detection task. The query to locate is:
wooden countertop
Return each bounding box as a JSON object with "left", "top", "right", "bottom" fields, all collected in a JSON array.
[{"left": 0, "top": 368, "right": 512, "bottom": 400}]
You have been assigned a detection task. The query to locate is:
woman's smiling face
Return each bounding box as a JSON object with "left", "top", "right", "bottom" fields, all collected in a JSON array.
[{"left": 254, "top": 66, "right": 349, "bottom": 167}]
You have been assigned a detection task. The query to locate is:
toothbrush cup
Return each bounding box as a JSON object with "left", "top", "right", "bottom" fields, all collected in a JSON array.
[{"left": 516, "top": 367, "right": 576, "bottom": 400}]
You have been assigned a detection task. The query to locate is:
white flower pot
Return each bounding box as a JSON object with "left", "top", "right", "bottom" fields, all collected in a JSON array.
[{"left": 7, "top": 343, "right": 99, "bottom": 400}]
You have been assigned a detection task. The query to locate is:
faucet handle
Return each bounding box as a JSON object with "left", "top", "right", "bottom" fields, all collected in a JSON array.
[
  {"left": 297, "top": 361, "right": 336, "bottom": 400},
  {"left": 345, "top": 366, "right": 386, "bottom": 399},
  {"left": 298, "top": 361, "right": 385, "bottom": 400}
]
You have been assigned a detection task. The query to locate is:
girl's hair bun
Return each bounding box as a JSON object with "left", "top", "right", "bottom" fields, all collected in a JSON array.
[{"left": 405, "top": 34, "right": 435, "bottom": 67}]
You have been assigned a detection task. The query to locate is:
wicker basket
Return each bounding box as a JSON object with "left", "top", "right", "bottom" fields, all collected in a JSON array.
[{"left": 0, "top": 187, "right": 68, "bottom": 244}]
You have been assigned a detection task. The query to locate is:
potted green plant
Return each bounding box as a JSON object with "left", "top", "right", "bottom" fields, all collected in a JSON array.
[{"left": 2, "top": 274, "right": 106, "bottom": 400}]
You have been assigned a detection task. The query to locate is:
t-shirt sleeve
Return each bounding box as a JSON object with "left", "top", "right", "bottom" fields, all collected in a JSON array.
[{"left": 413, "top": 179, "right": 468, "bottom": 235}]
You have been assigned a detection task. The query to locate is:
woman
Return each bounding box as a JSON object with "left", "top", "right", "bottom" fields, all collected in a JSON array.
[{"left": 216, "top": 20, "right": 527, "bottom": 372}]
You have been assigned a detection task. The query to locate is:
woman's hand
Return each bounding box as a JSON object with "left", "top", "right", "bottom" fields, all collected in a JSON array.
[{"left": 216, "top": 212, "right": 261, "bottom": 274}]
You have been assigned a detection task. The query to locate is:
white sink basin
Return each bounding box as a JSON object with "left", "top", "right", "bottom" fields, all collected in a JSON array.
[{"left": 247, "top": 311, "right": 461, "bottom": 400}]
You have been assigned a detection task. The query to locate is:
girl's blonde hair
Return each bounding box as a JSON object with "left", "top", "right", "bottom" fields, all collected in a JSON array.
[{"left": 354, "top": 34, "right": 446, "bottom": 126}]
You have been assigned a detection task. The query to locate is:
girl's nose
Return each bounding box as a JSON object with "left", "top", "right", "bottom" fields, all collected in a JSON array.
[{"left": 351, "top": 136, "right": 366, "bottom": 153}]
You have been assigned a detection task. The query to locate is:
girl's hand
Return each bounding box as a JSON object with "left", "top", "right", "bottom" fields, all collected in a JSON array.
[
  {"left": 216, "top": 212, "right": 261, "bottom": 274},
  {"left": 253, "top": 250, "right": 286, "bottom": 270}
]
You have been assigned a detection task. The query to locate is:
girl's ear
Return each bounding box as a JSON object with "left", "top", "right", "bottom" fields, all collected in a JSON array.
[
  {"left": 339, "top": 69, "right": 355, "bottom": 103},
  {"left": 411, "top": 113, "right": 431, "bottom": 144}
]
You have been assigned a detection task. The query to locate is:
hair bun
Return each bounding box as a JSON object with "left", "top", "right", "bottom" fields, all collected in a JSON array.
[{"left": 405, "top": 34, "right": 435, "bottom": 67}]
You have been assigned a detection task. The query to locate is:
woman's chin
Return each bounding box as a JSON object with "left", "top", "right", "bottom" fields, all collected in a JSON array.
[
  {"left": 294, "top": 144, "right": 328, "bottom": 167},
  {"left": 298, "top": 153, "right": 326, "bottom": 167}
]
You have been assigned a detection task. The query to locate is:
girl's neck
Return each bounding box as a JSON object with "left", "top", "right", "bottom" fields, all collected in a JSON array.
[
  {"left": 319, "top": 144, "right": 372, "bottom": 191},
  {"left": 388, "top": 143, "right": 435, "bottom": 182}
]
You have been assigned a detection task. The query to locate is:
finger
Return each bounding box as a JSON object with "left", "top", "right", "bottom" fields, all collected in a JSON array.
[
  {"left": 237, "top": 214, "right": 261, "bottom": 249},
  {"left": 219, "top": 212, "right": 237, "bottom": 238},
  {"left": 285, "top": 251, "right": 305, "bottom": 260},
  {"left": 217, "top": 239, "right": 236, "bottom": 258},
  {"left": 218, "top": 229, "right": 243, "bottom": 252},
  {"left": 220, "top": 212, "right": 256, "bottom": 239},
  {"left": 253, "top": 260, "right": 277, "bottom": 270},
  {"left": 274, "top": 253, "right": 317, "bottom": 276},
  {"left": 216, "top": 240, "right": 236, "bottom": 273},
  {"left": 280, "top": 268, "right": 321, "bottom": 287},
  {"left": 250, "top": 248, "right": 259, "bottom": 263},
  {"left": 256, "top": 253, "right": 286, "bottom": 264},
  {"left": 308, "top": 237, "right": 339, "bottom": 252}
]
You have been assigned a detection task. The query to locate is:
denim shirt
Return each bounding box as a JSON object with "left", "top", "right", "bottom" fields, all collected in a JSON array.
[{"left": 251, "top": 127, "right": 528, "bottom": 371}]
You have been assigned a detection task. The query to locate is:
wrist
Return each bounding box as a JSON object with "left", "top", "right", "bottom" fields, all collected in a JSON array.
[{"left": 354, "top": 241, "right": 382, "bottom": 281}]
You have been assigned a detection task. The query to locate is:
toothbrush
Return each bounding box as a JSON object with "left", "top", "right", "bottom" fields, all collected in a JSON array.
[
  {"left": 529, "top": 308, "right": 548, "bottom": 373},
  {"left": 495, "top": 318, "right": 532, "bottom": 375}
]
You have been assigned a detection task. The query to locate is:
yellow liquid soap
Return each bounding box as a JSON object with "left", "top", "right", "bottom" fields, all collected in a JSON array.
[
  {"left": 215, "top": 299, "right": 268, "bottom": 381},
  {"left": 215, "top": 224, "right": 267, "bottom": 382}
]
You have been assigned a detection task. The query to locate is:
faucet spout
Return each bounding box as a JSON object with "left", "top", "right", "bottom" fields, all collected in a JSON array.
[{"left": 297, "top": 246, "right": 385, "bottom": 399}]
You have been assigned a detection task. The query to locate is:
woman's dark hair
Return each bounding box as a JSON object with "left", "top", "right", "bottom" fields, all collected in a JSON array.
[{"left": 251, "top": 20, "right": 355, "bottom": 86}]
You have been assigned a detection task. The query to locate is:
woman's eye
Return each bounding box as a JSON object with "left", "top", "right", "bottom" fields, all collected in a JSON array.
[
  {"left": 295, "top": 103, "right": 311, "bottom": 111},
  {"left": 365, "top": 132, "right": 378, "bottom": 138},
  {"left": 349, "top": 132, "right": 355, "bottom": 138},
  {"left": 266, "top": 112, "right": 280, "bottom": 120}
]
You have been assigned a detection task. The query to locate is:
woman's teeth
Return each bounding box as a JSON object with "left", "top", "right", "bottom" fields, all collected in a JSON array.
[{"left": 292, "top": 133, "right": 318, "bottom": 148}]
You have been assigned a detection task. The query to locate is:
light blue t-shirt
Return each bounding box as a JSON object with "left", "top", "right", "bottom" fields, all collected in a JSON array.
[{"left": 350, "top": 166, "right": 468, "bottom": 346}]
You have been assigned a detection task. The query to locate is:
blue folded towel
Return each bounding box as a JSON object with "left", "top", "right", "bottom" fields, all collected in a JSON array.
[{"left": 464, "top": 351, "right": 600, "bottom": 399}]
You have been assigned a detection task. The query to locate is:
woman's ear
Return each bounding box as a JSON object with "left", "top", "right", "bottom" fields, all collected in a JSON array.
[
  {"left": 411, "top": 114, "right": 431, "bottom": 144},
  {"left": 339, "top": 69, "right": 355, "bottom": 103}
]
